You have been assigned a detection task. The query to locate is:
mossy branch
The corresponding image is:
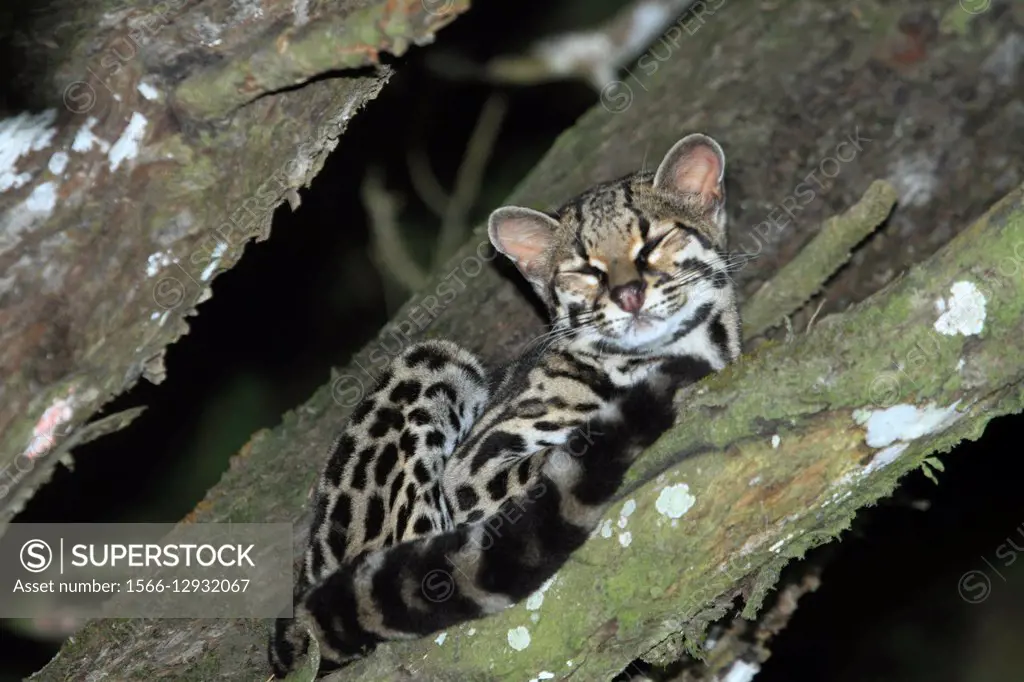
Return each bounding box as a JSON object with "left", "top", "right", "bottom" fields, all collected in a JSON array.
[
  {"left": 475, "top": 0, "right": 698, "bottom": 89},
  {"left": 314, "top": 182, "right": 1024, "bottom": 682},
  {"left": 171, "top": 0, "right": 470, "bottom": 121},
  {"left": 0, "top": 0, "right": 433, "bottom": 526},
  {"left": 29, "top": 0, "right": 1023, "bottom": 678},
  {"left": 43, "top": 179, "right": 1022, "bottom": 682},
  {"left": 740, "top": 179, "right": 899, "bottom": 339}
]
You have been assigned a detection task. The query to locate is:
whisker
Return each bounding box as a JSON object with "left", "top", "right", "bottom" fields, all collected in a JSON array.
[
  {"left": 524, "top": 329, "right": 567, "bottom": 352},
  {"left": 523, "top": 313, "right": 600, "bottom": 352},
  {"left": 719, "top": 251, "right": 759, "bottom": 271},
  {"left": 537, "top": 323, "right": 599, "bottom": 355},
  {"left": 670, "top": 269, "right": 705, "bottom": 286}
]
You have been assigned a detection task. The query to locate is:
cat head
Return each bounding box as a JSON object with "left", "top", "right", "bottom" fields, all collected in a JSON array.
[{"left": 488, "top": 133, "right": 733, "bottom": 355}]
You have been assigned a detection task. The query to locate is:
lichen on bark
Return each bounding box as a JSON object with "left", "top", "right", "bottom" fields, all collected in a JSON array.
[
  {"left": 316, "top": 182, "right": 1024, "bottom": 682},
  {"left": 17, "top": 0, "right": 1024, "bottom": 679},
  {"left": 0, "top": 0, "right": 475, "bottom": 527}
]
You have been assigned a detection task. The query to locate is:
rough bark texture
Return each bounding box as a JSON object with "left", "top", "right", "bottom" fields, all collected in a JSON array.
[
  {"left": 17, "top": 0, "right": 1024, "bottom": 680},
  {"left": 0, "top": 0, "right": 472, "bottom": 525}
]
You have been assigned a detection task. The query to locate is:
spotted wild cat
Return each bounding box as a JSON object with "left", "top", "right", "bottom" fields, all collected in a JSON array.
[{"left": 269, "top": 133, "right": 741, "bottom": 677}]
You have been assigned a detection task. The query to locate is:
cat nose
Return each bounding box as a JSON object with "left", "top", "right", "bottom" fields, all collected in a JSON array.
[{"left": 610, "top": 281, "right": 645, "bottom": 314}]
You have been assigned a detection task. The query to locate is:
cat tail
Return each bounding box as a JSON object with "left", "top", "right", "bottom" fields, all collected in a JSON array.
[
  {"left": 269, "top": 339, "right": 490, "bottom": 678},
  {"left": 296, "top": 380, "right": 675, "bottom": 673}
]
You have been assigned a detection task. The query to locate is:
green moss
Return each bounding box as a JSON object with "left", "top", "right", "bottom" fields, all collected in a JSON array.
[
  {"left": 33, "top": 0, "right": 1024, "bottom": 677},
  {"left": 382, "top": 14, "right": 412, "bottom": 40},
  {"left": 940, "top": 4, "right": 984, "bottom": 36}
]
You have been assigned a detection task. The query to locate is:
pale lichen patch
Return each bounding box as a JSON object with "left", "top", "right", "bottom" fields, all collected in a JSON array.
[
  {"left": 137, "top": 81, "right": 160, "bottom": 100},
  {"left": 853, "top": 401, "right": 962, "bottom": 448},
  {"left": 822, "top": 490, "right": 852, "bottom": 508},
  {"left": 620, "top": 498, "right": 636, "bottom": 518},
  {"left": 507, "top": 626, "right": 531, "bottom": 651},
  {"left": 108, "top": 112, "right": 148, "bottom": 171},
  {"left": 768, "top": 533, "right": 793, "bottom": 553},
  {"left": 434, "top": 632, "right": 447, "bottom": 645},
  {"left": 618, "top": 531, "right": 633, "bottom": 547},
  {"left": 655, "top": 483, "right": 695, "bottom": 519},
  {"left": 617, "top": 498, "right": 636, "bottom": 529},
  {"left": 200, "top": 242, "right": 227, "bottom": 281},
  {"left": 71, "top": 117, "right": 110, "bottom": 153},
  {"left": 0, "top": 110, "right": 58, "bottom": 192},
  {"left": 146, "top": 251, "right": 174, "bottom": 277},
  {"left": 524, "top": 575, "right": 557, "bottom": 612},
  {"left": 934, "top": 281, "right": 986, "bottom": 336},
  {"left": 48, "top": 152, "right": 69, "bottom": 175},
  {"left": 863, "top": 443, "right": 908, "bottom": 475},
  {"left": 771, "top": 434, "right": 781, "bottom": 449},
  {"left": 830, "top": 470, "right": 858, "bottom": 492},
  {"left": 26, "top": 182, "right": 58, "bottom": 213}
]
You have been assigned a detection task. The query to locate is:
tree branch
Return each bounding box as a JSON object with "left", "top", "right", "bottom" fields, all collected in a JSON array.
[
  {"left": 0, "top": 0, "right": 475, "bottom": 527},
  {"left": 740, "top": 179, "right": 898, "bottom": 339},
  {"left": 316, "top": 180, "right": 1024, "bottom": 682},
  {"left": 480, "top": 0, "right": 697, "bottom": 89},
  {"left": 171, "top": 0, "right": 471, "bottom": 122},
  {"left": 363, "top": 166, "right": 430, "bottom": 292},
  {"left": 27, "top": 0, "right": 1024, "bottom": 678},
  {"left": 435, "top": 92, "right": 508, "bottom": 265}
]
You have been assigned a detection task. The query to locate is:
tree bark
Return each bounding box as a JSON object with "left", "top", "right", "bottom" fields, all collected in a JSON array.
[
  {"left": 19, "top": 0, "right": 1024, "bottom": 679},
  {"left": 0, "top": 0, "right": 470, "bottom": 524}
]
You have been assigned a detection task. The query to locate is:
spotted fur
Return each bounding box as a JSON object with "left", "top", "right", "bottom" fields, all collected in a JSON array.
[{"left": 270, "top": 134, "right": 741, "bottom": 677}]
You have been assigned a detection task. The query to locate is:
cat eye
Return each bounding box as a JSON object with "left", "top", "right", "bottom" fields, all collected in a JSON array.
[
  {"left": 560, "top": 265, "right": 606, "bottom": 283},
  {"left": 635, "top": 231, "right": 672, "bottom": 265}
]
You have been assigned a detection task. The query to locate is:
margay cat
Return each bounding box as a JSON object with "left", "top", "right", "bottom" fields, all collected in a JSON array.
[{"left": 269, "top": 134, "right": 741, "bottom": 677}]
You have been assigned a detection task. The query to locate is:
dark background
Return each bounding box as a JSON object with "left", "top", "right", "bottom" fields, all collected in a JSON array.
[{"left": 3, "top": 2, "right": 1023, "bottom": 680}]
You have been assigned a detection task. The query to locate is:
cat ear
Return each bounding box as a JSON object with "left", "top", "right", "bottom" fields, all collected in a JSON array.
[
  {"left": 653, "top": 133, "right": 726, "bottom": 218},
  {"left": 488, "top": 207, "right": 560, "bottom": 282}
]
